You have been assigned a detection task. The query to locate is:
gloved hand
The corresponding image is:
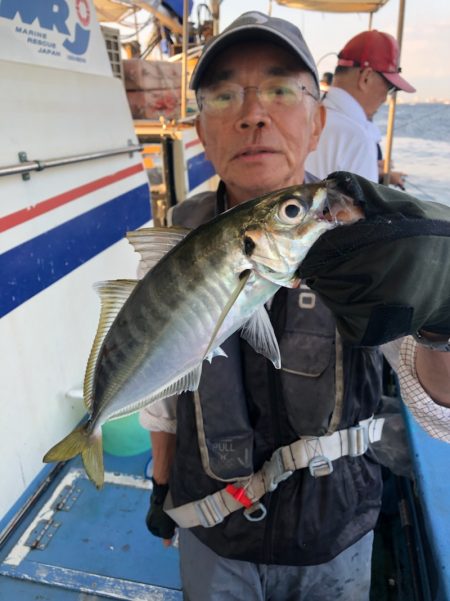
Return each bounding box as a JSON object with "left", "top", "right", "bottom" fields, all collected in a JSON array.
[
  {"left": 298, "top": 171, "right": 450, "bottom": 346},
  {"left": 146, "top": 478, "right": 176, "bottom": 542}
]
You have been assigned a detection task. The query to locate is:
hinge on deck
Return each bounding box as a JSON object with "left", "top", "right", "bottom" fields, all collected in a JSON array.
[
  {"left": 53, "top": 484, "right": 83, "bottom": 512},
  {"left": 25, "top": 519, "right": 60, "bottom": 550}
]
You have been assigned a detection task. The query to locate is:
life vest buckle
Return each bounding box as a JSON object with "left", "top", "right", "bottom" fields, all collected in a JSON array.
[
  {"left": 194, "top": 493, "right": 226, "bottom": 527},
  {"left": 308, "top": 455, "right": 334, "bottom": 478},
  {"left": 225, "top": 484, "right": 253, "bottom": 509},
  {"left": 263, "top": 447, "right": 294, "bottom": 492},
  {"left": 244, "top": 502, "right": 267, "bottom": 522},
  {"left": 348, "top": 424, "right": 369, "bottom": 457}
]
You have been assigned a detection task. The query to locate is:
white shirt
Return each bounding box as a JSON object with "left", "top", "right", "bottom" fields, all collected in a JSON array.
[{"left": 305, "top": 87, "right": 380, "bottom": 182}]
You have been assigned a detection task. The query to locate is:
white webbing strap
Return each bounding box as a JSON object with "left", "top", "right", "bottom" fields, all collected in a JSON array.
[{"left": 164, "top": 417, "right": 385, "bottom": 529}]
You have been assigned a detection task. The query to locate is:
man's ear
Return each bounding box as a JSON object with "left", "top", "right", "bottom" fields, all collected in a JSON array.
[
  {"left": 309, "top": 103, "right": 326, "bottom": 152},
  {"left": 358, "top": 67, "right": 372, "bottom": 91}
]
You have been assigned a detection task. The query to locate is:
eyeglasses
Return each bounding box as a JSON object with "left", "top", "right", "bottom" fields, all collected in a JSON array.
[
  {"left": 376, "top": 72, "right": 397, "bottom": 94},
  {"left": 197, "top": 77, "right": 320, "bottom": 116}
]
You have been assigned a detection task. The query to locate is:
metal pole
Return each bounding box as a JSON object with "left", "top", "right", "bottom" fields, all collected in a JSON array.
[
  {"left": 396, "top": 0, "right": 406, "bottom": 50},
  {"left": 383, "top": 0, "right": 406, "bottom": 185},
  {"left": 211, "top": 0, "right": 220, "bottom": 36},
  {"left": 368, "top": 11, "right": 373, "bottom": 30},
  {"left": 0, "top": 145, "right": 143, "bottom": 178},
  {"left": 133, "top": 7, "right": 140, "bottom": 47},
  {"left": 0, "top": 463, "right": 67, "bottom": 550},
  {"left": 181, "top": 0, "right": 189, "bottom": 118}
]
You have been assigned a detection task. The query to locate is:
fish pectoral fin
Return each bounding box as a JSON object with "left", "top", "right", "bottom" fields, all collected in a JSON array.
[
  {"left": 241, "top": 306, "right": 281, "bottom": 369},
  {"left": 83, "top": 280, "right": 138, "bottom": 410},
  {"left": 205, "top": 346, "right": 228, "bottom": 363},
  {"left": 203, "top": 269, "right": 252, "bottom": 360},
  {"left": 127, "top": 226, "right": 191, "bottom": 278},
  {"left": 43, "top": 424, "right": 105, "bottom": 489}
]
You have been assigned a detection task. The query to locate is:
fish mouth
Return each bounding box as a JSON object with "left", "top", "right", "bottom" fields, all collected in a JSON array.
[
  {"left": 301, "top": 186, "right": 332, "bottom": 223},
  {"left": 316, "top": 198, "right": 335, "bottom": 224},
  {"left": 325, "top": 195, "right": 364, "bottom": 224},
  {"left": 312, "top": 186, "right": 363, "bottom": 225}
]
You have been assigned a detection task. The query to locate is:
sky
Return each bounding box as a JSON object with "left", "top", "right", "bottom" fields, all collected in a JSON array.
[{"left": 191, "top": 0, "right": 450, "bottom": 102}]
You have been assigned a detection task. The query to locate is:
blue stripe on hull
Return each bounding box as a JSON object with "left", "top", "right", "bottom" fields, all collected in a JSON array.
[
  {"left": 187, "top": 152, "right": 215, "bottom": 191},
  {"left": 0, "top": 184, "right": 151, "bottom": 318}
]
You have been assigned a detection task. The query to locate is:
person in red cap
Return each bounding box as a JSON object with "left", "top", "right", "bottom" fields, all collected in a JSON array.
[{"left": 306, "top": 30, "right": 415, "bottom": 184}]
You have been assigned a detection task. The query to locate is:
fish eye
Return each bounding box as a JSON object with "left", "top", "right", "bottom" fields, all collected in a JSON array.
[{"left": 278, "top": 198, "right": 307, "bottom": 224}]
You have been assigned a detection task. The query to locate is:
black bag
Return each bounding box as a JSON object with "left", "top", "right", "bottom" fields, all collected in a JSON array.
[{"left": 298, "top": 172, "right": 450, "bottom": 346}]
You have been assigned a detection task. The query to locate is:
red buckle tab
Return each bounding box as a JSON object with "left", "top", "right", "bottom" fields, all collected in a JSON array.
[{"left": 225, "top": 484, "right": 253, "bottom": 509}]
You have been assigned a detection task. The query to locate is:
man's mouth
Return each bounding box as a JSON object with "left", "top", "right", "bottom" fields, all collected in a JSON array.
[{"left": 234, "top": 146, "right": 277, "bottom": 159}]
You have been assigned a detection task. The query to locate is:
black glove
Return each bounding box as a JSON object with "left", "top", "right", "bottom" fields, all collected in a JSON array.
[
  {"left": 145, "top": 478, "right": 176, "bottom": 540},
  {"left": 298, "top": 171, "right": 450, "bottom": 346}
]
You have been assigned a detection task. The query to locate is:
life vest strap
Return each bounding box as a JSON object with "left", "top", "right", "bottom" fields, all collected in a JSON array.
[{"left": 164, "top": 416, "right": 384, "bottom": 529}]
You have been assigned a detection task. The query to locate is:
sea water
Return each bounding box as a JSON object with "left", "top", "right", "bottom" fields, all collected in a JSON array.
[{"left": 375, "top": 103, "right": 450, "bottom": 207}]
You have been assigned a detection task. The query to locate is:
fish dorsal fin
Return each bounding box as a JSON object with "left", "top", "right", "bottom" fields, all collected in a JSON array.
[
  {"left": 127, "top": 226, "right": 191, "bottom": 278},
  {"left": 203, "top": 270, "right": 252, "bottom": 360},
  {"left": 109, "top": 365, "right": 204, "bottom": 420},
  {"left": 83, "top": 279, "right": 138, "bottom": 410},
  {"left": 241, "top": 305, "right": 281, "bottom": 369}
]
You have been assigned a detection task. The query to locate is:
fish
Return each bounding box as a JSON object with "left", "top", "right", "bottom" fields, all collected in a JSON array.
[{"left": 43, "top": 180, "right": 361, "bottom": 487}]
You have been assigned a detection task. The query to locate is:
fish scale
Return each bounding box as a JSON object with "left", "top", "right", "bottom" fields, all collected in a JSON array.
[{"left": 93, "top": 243, "right": 237, "bottom": 420}]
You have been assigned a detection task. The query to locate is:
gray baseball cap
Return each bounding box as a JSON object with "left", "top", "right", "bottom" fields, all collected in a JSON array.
[{"left": 190, "top": 11, "right": 319, "bottom": 90}]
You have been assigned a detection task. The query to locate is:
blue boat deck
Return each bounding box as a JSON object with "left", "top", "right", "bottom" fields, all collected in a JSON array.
[
  {"left": 0, "top": 408, "right": 448, "bottom": 601},
  {"left": 0, "top": 452, "right": 182, "bottom": 601}
]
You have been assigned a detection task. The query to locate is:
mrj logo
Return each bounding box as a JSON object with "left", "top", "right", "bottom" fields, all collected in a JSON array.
[{"left": 0, "top": 0, "right": 91, "bottom": 57}]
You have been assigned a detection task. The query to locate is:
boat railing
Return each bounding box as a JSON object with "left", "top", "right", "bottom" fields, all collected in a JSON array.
[{"left": 0, "top": 143, "right": 144, "bottom": 180}]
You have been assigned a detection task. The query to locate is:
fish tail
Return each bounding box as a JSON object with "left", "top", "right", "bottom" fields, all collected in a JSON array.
[
  {"left": 81, "top": 432, "right": 104, "bottom": 489},
  {"left": 43, "top": 425, "right": 104, "bottom": 489}
]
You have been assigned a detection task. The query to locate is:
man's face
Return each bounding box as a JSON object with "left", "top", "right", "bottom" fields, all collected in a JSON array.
[
  {"left": 195, "top": 42, "right": 325, "bottom": 206},
  {"left": 362, "top": 69, "right": 392, "bottom": 118}
]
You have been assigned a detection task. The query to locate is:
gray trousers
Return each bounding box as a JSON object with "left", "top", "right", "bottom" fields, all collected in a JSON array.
[{"left": 179, "top": 528, "right": 374, "bottom": 601}]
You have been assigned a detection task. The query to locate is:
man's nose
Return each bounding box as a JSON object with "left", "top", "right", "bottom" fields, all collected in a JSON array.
[{"left": 235, "top": 89, "right": 271, "bottom": 130}]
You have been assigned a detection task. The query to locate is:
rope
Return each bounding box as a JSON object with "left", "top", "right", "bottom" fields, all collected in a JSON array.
[{"left": 403, "top": 180, "right": 436, "bottom": 202}]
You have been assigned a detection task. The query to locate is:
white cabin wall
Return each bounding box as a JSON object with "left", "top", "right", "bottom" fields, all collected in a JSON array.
[
  {"left": 0, "top": 241, "right": 140, "bottom": 517},
  {"left": 0, "top": 3, "right": 151, "bottom": 518}
]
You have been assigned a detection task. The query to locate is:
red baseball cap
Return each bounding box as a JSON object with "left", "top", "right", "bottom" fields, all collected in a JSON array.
[{"left": 337, "top": 30, "right": 416, "bottom": 93}]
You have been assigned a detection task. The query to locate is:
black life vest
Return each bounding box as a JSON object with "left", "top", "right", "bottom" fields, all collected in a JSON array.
[{"left": 168, "top": 186, "right": 384, "bottom": 565}]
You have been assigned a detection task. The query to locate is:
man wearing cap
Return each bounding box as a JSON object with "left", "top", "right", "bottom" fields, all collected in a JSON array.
[
  {"left": 306, "top": 30, "right": 415, "bottom": 183},
  {"left": 140, "top": 12, "right": 450, "bottom": 601}
]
